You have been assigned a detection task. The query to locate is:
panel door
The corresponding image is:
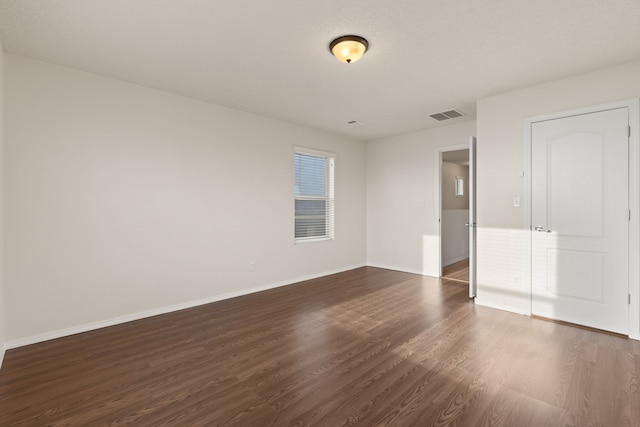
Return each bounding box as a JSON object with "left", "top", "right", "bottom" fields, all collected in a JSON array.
[
  {"left": 469, "top": 136, "right": 477, "bottom": 298},
  {"left": 531, "top": 108, "right": 629, "bottom": 334}
]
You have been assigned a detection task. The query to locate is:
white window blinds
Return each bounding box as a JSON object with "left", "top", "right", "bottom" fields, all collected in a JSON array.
[{"left": 294, "top": 147, "right": 335, "bottom": 242}]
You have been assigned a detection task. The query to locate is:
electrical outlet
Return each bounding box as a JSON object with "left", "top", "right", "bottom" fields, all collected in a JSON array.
[
  {"left": 249, "top": 261, "right": 256, "bottom": 271},
  {"left": 513, "top": 197, "right": 520, "bottom": 207}
]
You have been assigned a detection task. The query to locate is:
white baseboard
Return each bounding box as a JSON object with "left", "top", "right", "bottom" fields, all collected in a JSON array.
[
  {"left": 474, "top": 297, "right": 530, "bottom": 316},
  {"left": 365, "top": 262, "right": 439, "bottom": 279},
  {"left": 442, "top": 255, "right": 469, "bottom": 267},
  {"left": 5, "top": 263, "right": 366, "bottom": 350}
]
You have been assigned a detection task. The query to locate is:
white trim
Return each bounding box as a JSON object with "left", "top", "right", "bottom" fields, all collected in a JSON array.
[
  {"left": 294, "top": 236, "right": 333, "bottom": 245},
  {"left": 468, "top": 136, "right": 477, "bottom": 298},
  {"left": 524, "top": 98, "right": 640, "bottom": 340},
  {"left": 523, "top": 116, "right": 533, "bottom": 316},
  {"left": 5, "top": 263, "right": 366, "bottom": 350},
  {"left": 365, "top": 262, "right": 437, "bottom": 278},
  {"left": 443, "top": 255, "right": 469, "bottom": 267},
  {"left": 437, "top": 143, "right": 470, "bottom": 152},
  {"left": 437, "top": 141, "right": 476, "bottom": 297},
  {"left": 628, "top": 99, "right": 640, "bottom": 340},
  {"left": 293, "top": 145, "right": 336, "bottom": 159},
  {"left": 525, "top": 100, "right": 637, "bottom": 124},
  {"left": 474, "top": 298, "right": 531, "bottom": 316},
  {"left": 437, "top": 143, "right": 470, "bottom": 278}
]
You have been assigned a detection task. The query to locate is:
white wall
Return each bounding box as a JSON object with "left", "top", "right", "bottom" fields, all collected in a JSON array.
[
  {"left": 441, "top": 209, "right": 469, "bottom": 266},
  {"left": 0, "top": 42, "right": 5, "bottom": 366},
  {"left": 4, "top": 54, "right": 366, "bottom": 346},
  {"left": 366, "top": 121, "right": 476, "bottom": 276},
  {"left": 441, "top": 162, "right": 469, "bottom": 210},
  {"left": 476, "top": 60, "right": 640, "bottom": 324}
]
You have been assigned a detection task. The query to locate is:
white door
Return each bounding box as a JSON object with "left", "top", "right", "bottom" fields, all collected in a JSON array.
[
  {"left": 469, "top": 136, "right": 477, "bottom": 298},
  {"left": 531, "top": 108, "right": 629, "bottom": 334}
]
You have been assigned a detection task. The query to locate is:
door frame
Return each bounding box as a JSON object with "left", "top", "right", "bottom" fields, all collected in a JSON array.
[
  {"left": 524, "top": 98, "right": 640, "bottom": 340},
  {"left": 437, "top": 142, "right": 476, "bottom": 298}
]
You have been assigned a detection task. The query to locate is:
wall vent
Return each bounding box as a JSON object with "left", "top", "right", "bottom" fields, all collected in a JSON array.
[{"left": 430, "top": 109, "right": 465, "bottom": 121}]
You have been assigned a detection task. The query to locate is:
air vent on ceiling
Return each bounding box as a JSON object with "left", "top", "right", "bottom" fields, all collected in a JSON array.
[{"left": 430, "top": 109, "right": 465, "bottom": 121}]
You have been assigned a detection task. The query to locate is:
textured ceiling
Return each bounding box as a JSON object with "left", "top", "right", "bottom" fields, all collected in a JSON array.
[{"left": 1, "top": 0, "right": 639, "bottom": 141}]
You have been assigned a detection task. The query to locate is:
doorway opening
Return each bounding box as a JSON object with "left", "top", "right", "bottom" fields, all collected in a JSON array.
[{"left": 440, "top": 148, "right": 470, "bottom": 283}]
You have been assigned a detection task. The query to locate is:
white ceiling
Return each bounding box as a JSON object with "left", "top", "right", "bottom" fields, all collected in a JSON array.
[{"left": 1, "top": 0, "right": 639, "bottom": 141}]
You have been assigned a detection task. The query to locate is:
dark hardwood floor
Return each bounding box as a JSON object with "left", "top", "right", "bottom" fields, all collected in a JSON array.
[{"left": 1, "top": 267, "right": 639, "bottom": 426}]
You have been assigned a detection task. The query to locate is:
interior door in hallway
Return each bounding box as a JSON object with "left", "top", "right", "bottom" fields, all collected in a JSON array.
[
  {"left": 531, "top": 107, "right": 629, "bottom": 335},
  {"left": 469, "top": 136, "right": 477, "bottom": 298}
]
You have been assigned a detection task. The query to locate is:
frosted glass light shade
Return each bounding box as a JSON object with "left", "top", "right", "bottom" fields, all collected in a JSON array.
[{"left": 329, "top": 35, "right": 368, "bottom": 64}]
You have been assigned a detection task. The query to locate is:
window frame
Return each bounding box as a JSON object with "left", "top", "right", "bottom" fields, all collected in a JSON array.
[{"left": 293, "top": 146, "right": 336, "bottom": 244}]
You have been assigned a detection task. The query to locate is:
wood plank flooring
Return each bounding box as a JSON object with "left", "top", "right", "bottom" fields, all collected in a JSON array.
[
  {"left": 442, "top": 258, "right": 469, "bottom": 283},
  {"left": 1, "top": 267, "right": 639, "bottom": 426}
]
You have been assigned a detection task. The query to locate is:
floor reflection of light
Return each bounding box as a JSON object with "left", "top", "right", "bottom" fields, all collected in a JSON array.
[
  {"left": 422, "top": 234, "right": 441, "bottom": 277},
  {"left": 292, "top": 309, "right": 330, "bottom": 351}
]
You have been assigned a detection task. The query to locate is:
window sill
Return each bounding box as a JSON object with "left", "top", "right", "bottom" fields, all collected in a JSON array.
[{"left": 294, "top": 236, "right": 334, "bottom": 245}]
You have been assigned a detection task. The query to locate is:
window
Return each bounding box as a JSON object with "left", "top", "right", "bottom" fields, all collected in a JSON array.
[{"left": 294, "top": 146, "right": 335, "bottom": 242}]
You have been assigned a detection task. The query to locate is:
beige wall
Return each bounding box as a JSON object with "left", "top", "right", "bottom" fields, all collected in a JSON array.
[
  {"left": 441, "top": 161, "right": 469, "bottom": 210},
  {"left": 441, "top": 209, "right": 469, "bottom": 266},
  {"left": 4, "top": 54, "right": 367, "bottom": 345},
  {"left": 476, "top": 60, "right": 640, "bottom": 323},
  {"left": 366, "top": 121, "right": 476, "bottom": 276}
]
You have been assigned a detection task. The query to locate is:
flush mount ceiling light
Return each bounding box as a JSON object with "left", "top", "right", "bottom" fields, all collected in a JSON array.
[{"left": 329, "top": 35, "right": 368, "bottom": 64}]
